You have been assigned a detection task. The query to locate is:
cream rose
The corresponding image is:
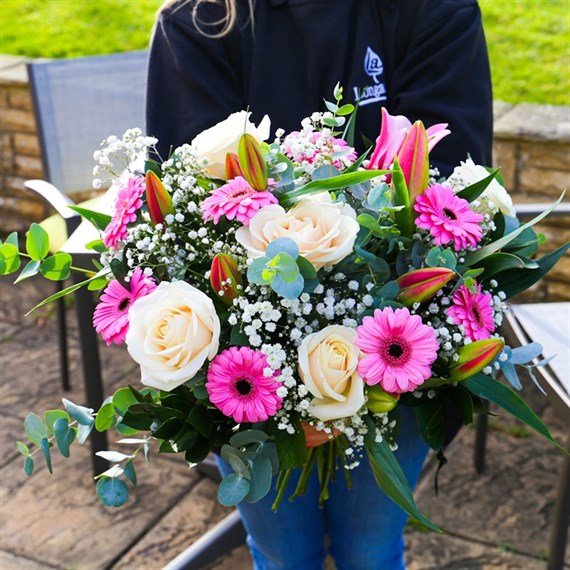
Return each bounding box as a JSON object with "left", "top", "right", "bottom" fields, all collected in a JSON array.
[
  {"left": 298, "top": 325, "right": 365, "bottom": 421},
  {"left": 191, "top": 111, "right": 271, "bottom": 180},
  {"left": 235, "top": 195, "right": 359, "bottom": 270},
  {"left": 126, "top": 281, "right": 220, "bottom": 392},
  {"left": 448, "top": 158, "right": 515, "bottom": 217}
]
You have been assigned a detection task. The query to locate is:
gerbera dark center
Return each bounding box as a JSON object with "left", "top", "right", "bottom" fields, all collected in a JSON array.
[
  {"left": 235, "top": 378, "right": 253, "bottom": 396},
  {"left": 381, "top": 337, "right": 411, "bottom": 366},
  {"left": 472, "top": 304, "right": 484, "bottom": 326},
  {"left": 443, "top": 207, "right": 457, "bottom": 220},
  {"left": 228, "top": 187, "right": 252, "bottom": 201},
  {"left": 118, "top": 297, "right": 130, "bottom": 312}
]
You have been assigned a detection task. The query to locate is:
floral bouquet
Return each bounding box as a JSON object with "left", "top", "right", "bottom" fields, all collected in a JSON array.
[{"left": 3, "top": 85, "right": 567, "bottom": 530}]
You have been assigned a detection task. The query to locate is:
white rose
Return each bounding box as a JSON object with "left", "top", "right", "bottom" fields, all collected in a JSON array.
[
  {"left": 235, "top": 197, "right": 359, "bottom": 270},
  {"left": 448, "top": 158, "right": 515, "bottom": 217},
  {"left": 298, "top": 325, "right": 365, "bottom": 421},
  {"left": 191, "top": 111, "right": 271, "bottom": 180},
  {"left": 126, "top": 281, "right": 220, "bottom": 391}
]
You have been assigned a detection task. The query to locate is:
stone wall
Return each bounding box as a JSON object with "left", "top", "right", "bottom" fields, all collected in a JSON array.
[{"left": 1, "top": 55, "right": 568, "bottom": 301}]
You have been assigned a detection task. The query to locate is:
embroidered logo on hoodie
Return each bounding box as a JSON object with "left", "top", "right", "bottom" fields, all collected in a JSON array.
[{"left": 353, "top": 46, "right": 387, "bottom": 107}]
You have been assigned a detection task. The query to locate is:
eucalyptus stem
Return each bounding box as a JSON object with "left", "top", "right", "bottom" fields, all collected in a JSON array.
[{"left": 18, "top": 251, "right": 95, "bottom": 276}]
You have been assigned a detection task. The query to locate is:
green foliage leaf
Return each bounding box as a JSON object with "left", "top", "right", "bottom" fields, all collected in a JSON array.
[
  {"left": 17, "top": 441, "right": 31, "bottom": 457},
  {"left": 218, "top": 473, "right": 251, "bottom": 506},
  {"left": 268, "top": 419, "right": 308, "bottom": 469},
  {"left": 456, "top": 168, "right": 501, "bottom": 202},
  {"left": 230, "top": 429, "right": 269, "bottom": 448},
  {"left": 4, "top": 231, "right": 19, "bottom": 247},
  {"left": 53, "top": 417, "right": 75, "bottom": 457},
  {"left": 414, "top": 400, "right": 446, "bottom": 450},
  {"left": 68, "top": 206, "right": 111, "bottom": 232},
  {"left": 464, "top": 374, "right": 567, "bottom": 453},
  {"left": 24, "top": 413, "right": 48, "bottom": 446},
  {"left": 95, "top": 401, "right": 117, "bottom": 432},
  {"left": 425, "top": 246, "right": 457, "bottom": 270},
  {"left": 112, "top": 387, "right": 140, "bottom": 415},
  {"left": 124, "top": 460, "right": 137, "bottom": 488},
  {"left": 26, "top": 223, "right": 50, "bottom": 261},
  {"left": 39, "top": 437, "right": 53, "bottom": 473},
  {"left": 77, "top": 422, "right": 94, "bottom": 445},
  {"left": 184, "top": 434, "right": 211, "bottom": 463},
  {"left": 245, "top": 457, "right": 273, "bottom": 503},
  {"left": 364, "top": 417, "right": 441, "bottom": 532},
  {"left": 186, "top": 406, "right": 214, "bottom": 439},
  {"left": 39, "top": 252, "right": 72, "bottom": 281},
  {"left": 14, "top": 259, "right": 41, "bottom": 283},
  {"left": 96, "top": 476, "right": 129, "bottom": 507},
  {"left": 0, "top": 243, "right": 21, "bottom": 275},
  {"left": 296, "top": 256, "right": 317, "bottom": 280}
]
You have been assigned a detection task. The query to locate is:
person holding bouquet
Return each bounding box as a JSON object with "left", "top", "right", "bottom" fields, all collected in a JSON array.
[{"left": 145, "top": 1, "right": 493, "bottom": 568}]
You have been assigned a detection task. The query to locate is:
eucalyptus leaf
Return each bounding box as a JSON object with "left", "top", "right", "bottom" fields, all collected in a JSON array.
[
  {"left": 39, "top": 438, "right": 52, "bottom": 473},
  {"left": 0, "top": 243, "right": 20, "bottom": 275},
  {"left": 96, "top": 476, "right": 129, "bottom": 507},
  {"left": 14, "top": 259, "right": 41, "bottom": 283},
  {"left": 95, "top": 450, "right": 131, "bottom": 463},
  {"left": 39, "top": 252, "right": 72, "bottom": 281},
  {"left": 24, "top": 413, "right": 48, "bottom": 446},
  {"left": 53, "top": 417, "right": 75, "bottom": 457},
  {"left": 16, "top": 441, "right": 30, "bottom": 457},
  {"left": 44, "top": 409, "right": 70, "bottom": 434},
  {"left": 77, "top": 422, "right": 94, "bottom": 445},
  {"left": 218, "top": 473, "right": 251, "bottom": 506},
  {"left": 244, "top": 457, "right": 273, "bottom": 503},
  {"left": 230, "top": 429, "right": 269, "bottom": 448},
  {"left": 123, "top": 460, "right": 137, "bottom": 488},
  {"left": 62, "top": 398, "right": 94, "bottom": 426},
  {"left": 95, "top": 401, "right": 117, "bottom": 432},
  {"left": 24, "top": 456, "right": 34, "bottom": 476}
]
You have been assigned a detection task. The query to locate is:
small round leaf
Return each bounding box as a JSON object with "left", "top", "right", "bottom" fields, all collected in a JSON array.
[
  {"left": 217, "top": 473, "right": 250, "bottom": 507},
  {"left": 96, "top": 477, "right": 129, "bottom": 507}
]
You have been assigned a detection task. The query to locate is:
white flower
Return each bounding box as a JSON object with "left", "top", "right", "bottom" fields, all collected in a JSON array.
[
  {"left": 191, "top": 111, "right": 270, "bottom": 180},
  {"left": 126, "top": 281, "right": 220, "bottom": 391},
  {"left": 298, "top": 325, "right": 365, "bottom": 421},
  {"left": 448, "top": 158, "right": 515, "bottom": 217},
  {"left": 235, "top": 195, "right": 359, "bottom": 270}
]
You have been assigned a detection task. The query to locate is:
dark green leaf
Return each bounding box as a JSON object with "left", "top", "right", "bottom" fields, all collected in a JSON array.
[
  {"left": 173, "top": 426, "right": 199, "bottom": 451},
  {"left": 39, "top": 437, "right": 53, "bottom": 473},
  {"left": 494, "top": 242, "right": 570, "bottom": 299},
  {"left": 456, "top": 168, "right": 501, "bottom": 202},
  {"left": 474, "top": 252, "right": 527, "bottom": 277},
  {"left": 96, "top": 477, "right": 129, "bottom": 507},
  {"left": 297, "top": 256, "right": 317, "bottom": 280},
  {"left": 464, "top": 374, "right": 567, "bottom": 453},
  {"left": 184, "top": 434, "right": 211, "bottom": 463},
  {"left": 268, "top": 419, "right": 308, "bottom": 469},
  {"left": 121, "top": 409, "right": 153, "bottom": 431},
  {"left": 413, "top": 400, "right": 445, "bottom": 451},
  {"left": 364, "top": 417, "right": 441, "bottom": 532},
  {"left": 186, "top": 406, "right": 214, "bottom": 439},
  {"left": 24, "top": 413, "right": 48, "bottom": 446},
  {"left": 68, "top": 206, "right": 111, "bottom": 232},
  {"left": 218, "top": 473, "right": 251, "bottom": 506},
  {"left": 447, "top": 385, "right": 474, "bottom": 425},
  {"left": 152, "top": 418, "right": 184, "bottom": 440},
  {"left": 14, "top": 259, "right": 41, "bottom": 283},
  {"left": 26, "top": 223, "right": 50, "bottom": 261}
]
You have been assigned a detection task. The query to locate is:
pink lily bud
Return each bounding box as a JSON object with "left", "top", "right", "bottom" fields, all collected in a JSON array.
[
  {"left": 225, "top": 152, "right": 243, "bottom": 180},
  {"left": 210, "top": 253, "right": 243, "bottom": 305},
  {"left": 398, "top": 121, "right": 429, "bottom": 204},
  {"left": 238, "top": 133, "right": 268, "bottom": 191},
  {"left": 397, "top": 267, "right": 456, "bottom": 306},
  {"left": 366, "top": 385, "right": 400, "bottom": 414},
  {"left": 449, "top": 338, "right": 505, "bottom": 382},
  {"left": 145, "top": 170, "right": 173, "bottom": 226}
]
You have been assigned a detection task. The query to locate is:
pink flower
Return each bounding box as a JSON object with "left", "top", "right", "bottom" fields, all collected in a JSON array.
[
  {"left": 206, "top": 346, "right": 283, "bottom": 423},
  {"left": 356, "top": 307, "right": 439, "bottom": 393},
  {"left": 414, "top": 184, "right": 484, "bottom": 251},
  {"left": 446, "top": 282, "right": 495, "bottom": 341},
  {"left": 103, "top": 176, "right": 145, "bottom": 248},
  {"left": 201, "top": 176, "right": 277, "bottom": 226},
  {"left": 367, "top": 107, "right": 450, "bottom": 172},
  {"left": 283, "top": 131, "right": 357, "bottom": 169},
  {"left": 93, "top": 268, "right": 156, "bottom": 345}
]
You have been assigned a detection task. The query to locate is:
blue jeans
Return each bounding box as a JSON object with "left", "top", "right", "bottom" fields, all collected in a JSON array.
[{"left": 216, "top": 408, "right": 429, "bottom": 570}]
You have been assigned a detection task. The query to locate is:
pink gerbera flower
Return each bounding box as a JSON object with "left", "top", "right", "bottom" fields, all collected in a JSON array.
[
  {"left": 103, "top": 176, "right": 145, "bottom": 248},
  {"left": 446, "top": 282, "right": 495, "bottom": 341},
  {"left": 93, "top": 268, "right": 156, "bottom": 345},
  {"left": 414, "top": 184, "right": 484, "bottom": 251},
  {"left": 206, "top": 346, "right": 283, "bottom": 423},
  {"left": 201, "top": 176, "right": 277, "bottom": 226},
  {"left": 355, "top": 307, "right": 439, "bottom": 393}
]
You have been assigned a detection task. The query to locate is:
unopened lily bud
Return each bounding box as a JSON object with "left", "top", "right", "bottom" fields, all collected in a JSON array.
[
  {"left": 238, "top": 133, "right": 268, "bottom": 191},
  {"left": 397, "top": 267, "right": 455, "bottom": 306},
  {"left": 398, "top": 120, "right": 429, "bottom": 205},
  {"left": 225, "top": 152, "right": 243, "bottom": 180},
  {"left": 449, "top": 338, "right": 505, "bottom": 382},
  {"left": 366, "top": 385, "right": 400, "bottom": 414},
  {"left": 145, "top": 170, "right": 173, "bottom": 226},
  {"left": 210, "top": 253, "right": 243, "bottom": 305}
]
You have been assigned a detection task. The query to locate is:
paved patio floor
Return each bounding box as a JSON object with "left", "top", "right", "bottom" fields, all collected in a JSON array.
[{"left": 1, "top": 276, "right": 568, "bottom": 569}]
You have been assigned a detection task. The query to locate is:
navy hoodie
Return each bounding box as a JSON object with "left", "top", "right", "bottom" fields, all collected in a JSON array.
[{"left": 147, "top": 0, "right": 493, "bottom": 176}]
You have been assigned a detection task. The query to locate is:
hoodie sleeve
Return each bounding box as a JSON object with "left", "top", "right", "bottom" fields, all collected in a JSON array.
[
  {"left": 389, "top": 0, "right": 493, "bottom": 176},
  {"left": 146, "top": 2, "right": 246, "bottom": 158}
]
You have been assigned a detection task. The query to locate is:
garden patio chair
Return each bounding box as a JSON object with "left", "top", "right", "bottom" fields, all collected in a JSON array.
[{"left": 25, "top": 50, "right": 149, "bottom": 474}]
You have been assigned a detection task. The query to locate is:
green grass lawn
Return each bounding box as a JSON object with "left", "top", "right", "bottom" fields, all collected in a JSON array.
[{"left": 1, "top": 0, "right": 568, "bottom": 106}]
